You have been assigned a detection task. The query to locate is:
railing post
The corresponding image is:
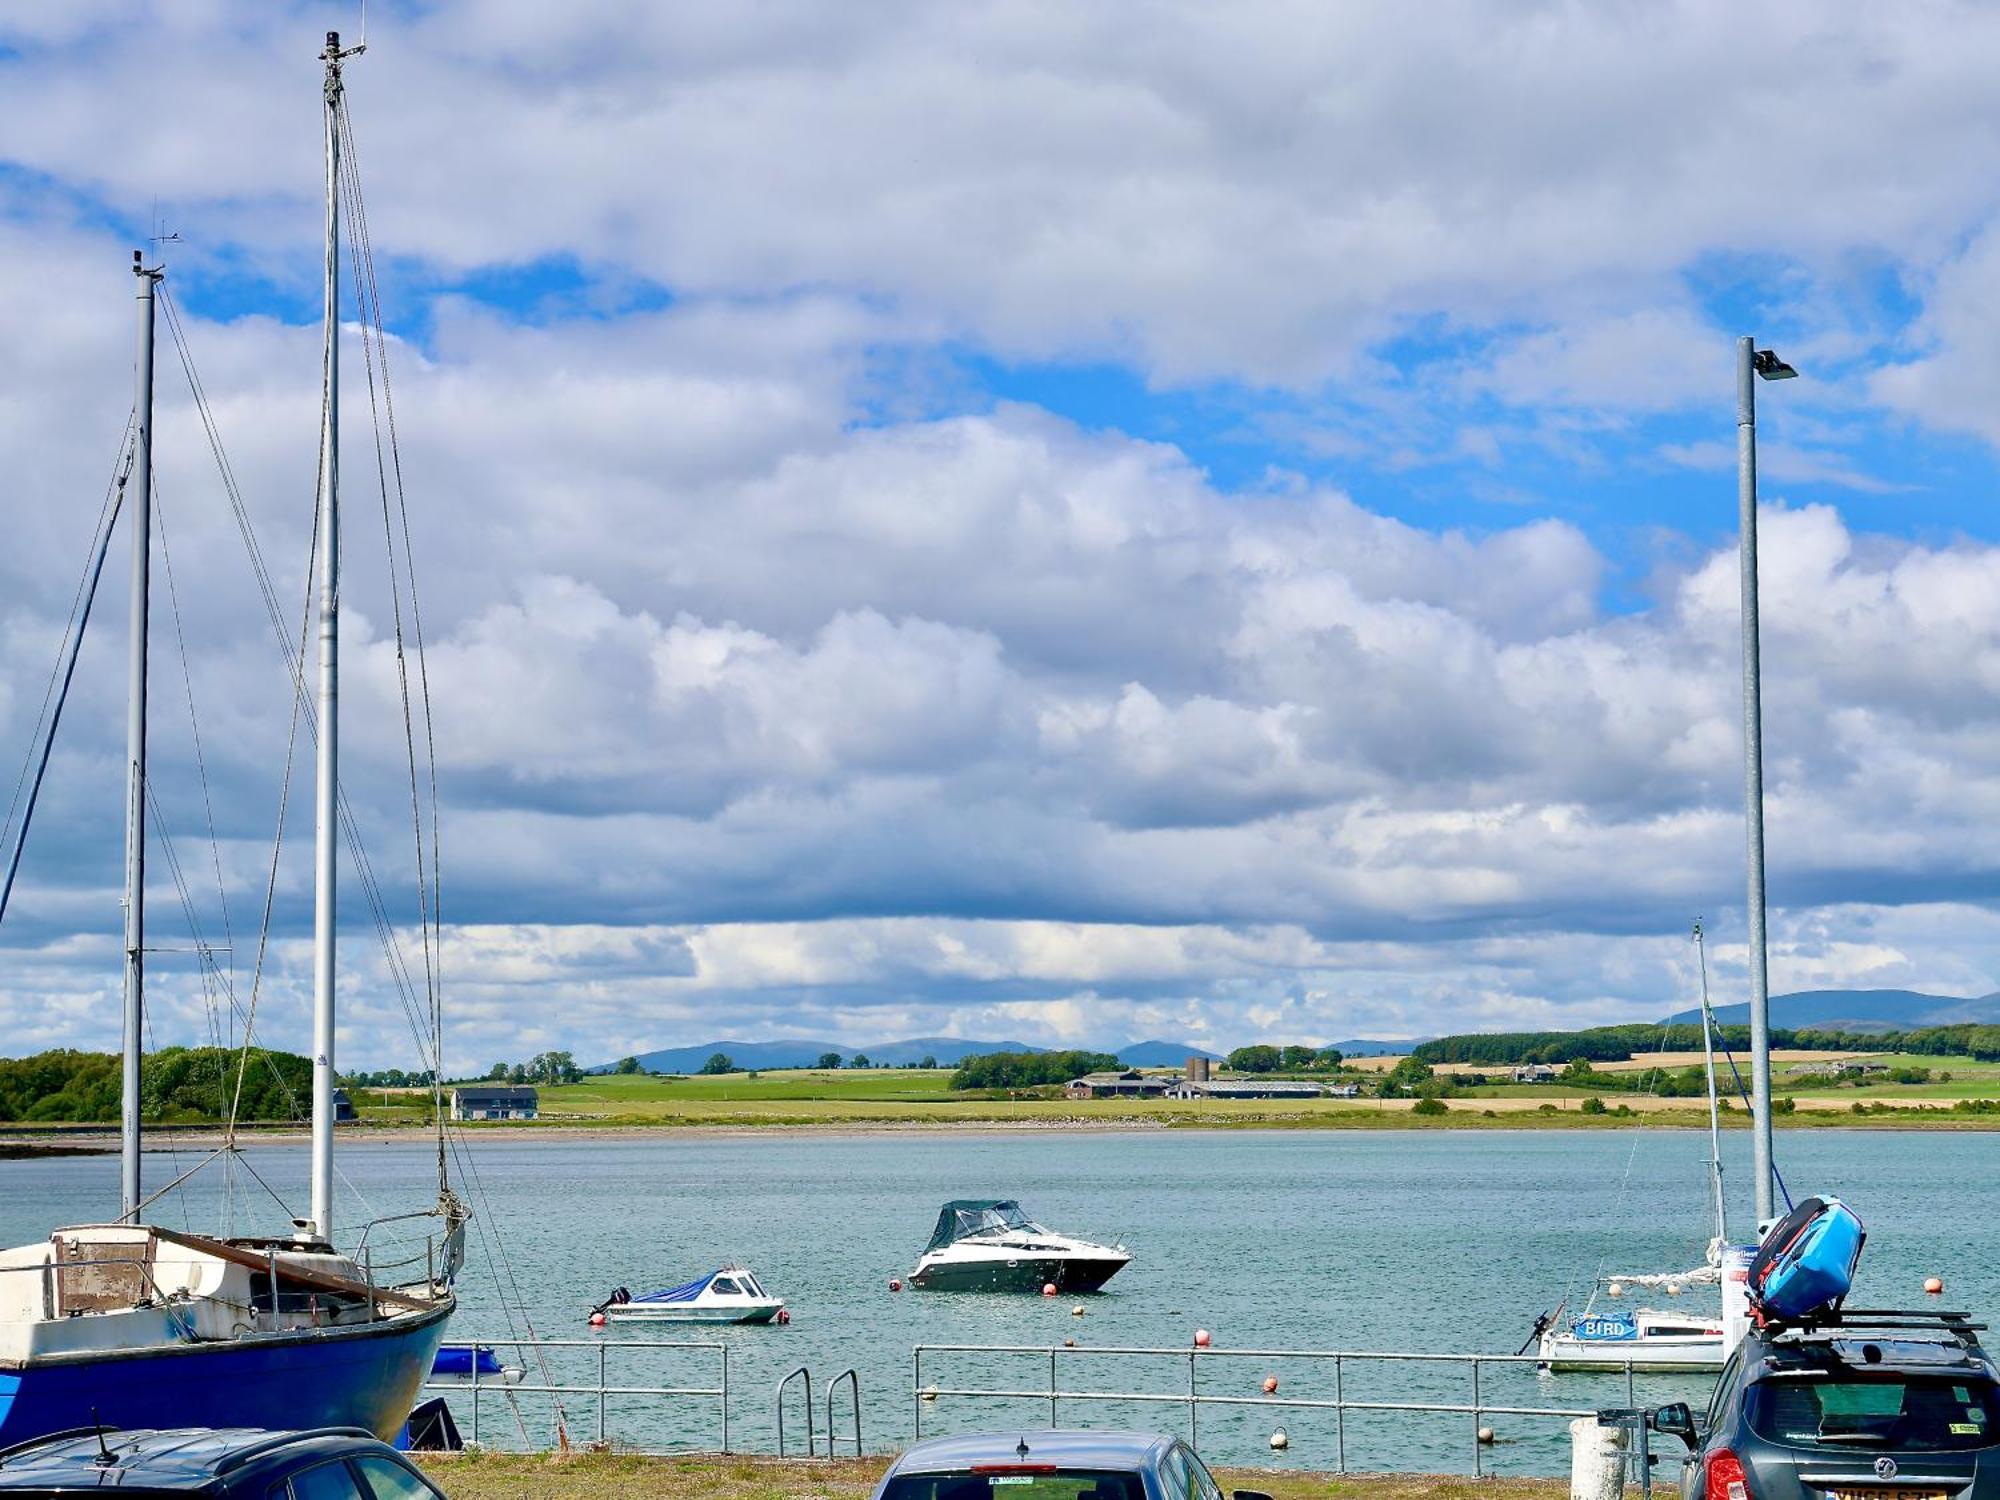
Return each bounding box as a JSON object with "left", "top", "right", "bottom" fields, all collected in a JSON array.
[
  {"left": 1626, "top": 1358, "right": 1636, "bottom": 1408},
  {"left": 598, "top": 1339, "right": 608, "bottom": 1444},
  {"left": 1187, "top": 1350, "right": 1197, "bottom": 1447},
  {"left": 469, "top": 1349, "right": 481, "bottom": 1446},
  {"left": 1050, "top": 1347, "right": 1059, "bottom": 1427},
  {"left": 914, "top": 1347, "right": 922, "bottom": 1440},
  {"left": 1334, "top": 1354, "right": 1346, "bottom": 1473},
  {"left": 1471, "top": 1358, "right": 1482, "bottom": 1478},
  {"left": 721, "top": 1345, "right": 731, "bottom": 1454}
]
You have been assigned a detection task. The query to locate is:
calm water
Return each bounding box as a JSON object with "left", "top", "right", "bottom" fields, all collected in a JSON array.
[{"left": 4, "top": 1128, "right": 1993, "bottom": 1472}]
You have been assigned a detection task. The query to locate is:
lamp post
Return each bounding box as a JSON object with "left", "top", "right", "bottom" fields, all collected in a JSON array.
[{"left": 1738, "top": 335, "right": 1795, "bottom": 1228}]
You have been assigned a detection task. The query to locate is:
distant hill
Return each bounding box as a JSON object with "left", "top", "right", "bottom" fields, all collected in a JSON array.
[
  {"left": 604, "top": 1037, "right": 1047, "bottom": 1073},
  {"left": 1330, "top": 1037, "right": 1433, "bottom": 1057},
  {"left": 1113, "top": 1040, "right": 1220, "bottom": 1066},
  {"left": 1662, "top": 988, "right": 2000, "bottom": 1034},
  {"left": 601, "top": 1036, "right": 1232, "bottom": 1073}
]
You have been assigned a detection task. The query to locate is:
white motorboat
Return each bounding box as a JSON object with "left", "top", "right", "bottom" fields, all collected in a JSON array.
[
  {"left": 908, "top": 1200, "right": 1130, "bottom": 1293},
  {"left": 599, "top": 1266, "right": 786, "bottom": 1324}
]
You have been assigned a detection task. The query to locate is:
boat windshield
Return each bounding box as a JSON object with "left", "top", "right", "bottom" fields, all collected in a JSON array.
[{"left": 925, "top": 1200, "right": 1037, "bottom": 1252}]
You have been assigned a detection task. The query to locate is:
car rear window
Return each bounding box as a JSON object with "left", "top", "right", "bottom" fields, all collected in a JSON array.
[
  {"left": 1747, "top": 1375, "right": 2000, "bottom": 1452},
  {"left": 882, "top": 1469, "right": 1147, "bottom": 1500}
]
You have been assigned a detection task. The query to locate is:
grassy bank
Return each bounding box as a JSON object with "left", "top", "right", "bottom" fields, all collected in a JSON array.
[{"left": 413, "top": 1452, "right": 1564, "bottom": 1500}]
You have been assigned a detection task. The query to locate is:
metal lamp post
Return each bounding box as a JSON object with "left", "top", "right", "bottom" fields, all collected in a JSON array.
[{"left": 1737, "top": 335, "right": 1795, "bottom": 1227}]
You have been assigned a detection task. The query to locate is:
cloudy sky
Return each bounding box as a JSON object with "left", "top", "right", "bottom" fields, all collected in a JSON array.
[{"left": 5, "top": 1, "right": 2000, "bottom": 1073}]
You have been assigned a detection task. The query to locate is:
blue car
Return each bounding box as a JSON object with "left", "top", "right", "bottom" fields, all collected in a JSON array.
[
  {"left": 870, "top": 1430, "right": 1268, "bottom": 1500},
  {"left": 0, "top": 1425, "right": 446, "bottom": 1497}
]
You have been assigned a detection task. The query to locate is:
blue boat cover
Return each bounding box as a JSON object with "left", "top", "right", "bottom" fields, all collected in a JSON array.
[
  {"left": 1751, "top": 1196, "right": 1865, "bottom": 1321},
  {"left": 431, "top": 1344, "right": 505, "bottom": 1376},
  {"left": 634, "top": 1269, "right": 726, "bottom": 1304}
]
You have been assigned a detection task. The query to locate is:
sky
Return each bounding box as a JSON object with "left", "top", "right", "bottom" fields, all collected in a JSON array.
[{"left": 5, "top": 2, "right": 2000, "bottom": 1074}]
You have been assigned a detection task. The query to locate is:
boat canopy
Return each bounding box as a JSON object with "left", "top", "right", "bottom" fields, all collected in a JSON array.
[
  {"left": 634, "top": 1269, "right": 744, "bottom": 1304},
  {"left": 925, "top": 1199, "right": 1035, "bottom": 1252}
]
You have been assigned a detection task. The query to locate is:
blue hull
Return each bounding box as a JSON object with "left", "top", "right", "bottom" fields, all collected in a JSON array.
[{"left": 0, "top": 1300, "right": 452, "bottom": 1449}]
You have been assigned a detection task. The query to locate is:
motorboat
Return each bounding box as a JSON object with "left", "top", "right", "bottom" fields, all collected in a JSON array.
[
  {"left": 430, "top": 1343, "right": 524, "bottom": 1384},
  {"left": 908, "top": 1200, "right": 1130, "bottom": 1293},
  {"left": 599, "top": 1266, "right": 786, "bottom": 1324}
]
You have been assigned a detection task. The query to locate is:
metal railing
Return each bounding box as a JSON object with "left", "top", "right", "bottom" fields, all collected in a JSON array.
[
  {"left": 421, "top": 1335, "right": 729, "bottom": 1454},
  {"left": 776, "top": 1364, "right": 814, "bottom": 1457},
  {"left": 827, "top": 1367, "right": 862, "bottom": 1458},
  {"left": 912, "top": 1343, "right": 1649, "bottom": 1475}
]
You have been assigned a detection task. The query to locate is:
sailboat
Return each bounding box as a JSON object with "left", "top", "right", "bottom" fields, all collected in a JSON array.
[
  {"left": 1534, "top": 924, "right": 1731, "bottom": 1373},
  {"left": 0, "top": 33, "right": 460, "bottom": 1445}
]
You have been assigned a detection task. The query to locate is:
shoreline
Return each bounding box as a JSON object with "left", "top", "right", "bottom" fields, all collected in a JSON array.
[{"left": 5, "top": 1110, "right": 1998, "bottom": 1153}]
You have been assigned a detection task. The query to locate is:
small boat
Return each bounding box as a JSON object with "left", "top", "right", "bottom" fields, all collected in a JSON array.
[
  {"left": 599, "top": 1266, "right": 786, "bottom": 1324},
  {"left": 1533, "top": 925, "right": 1732, "bottom": 1374},
  {"left": 1749, "top": 1196, "right": 1864, "bottom": 1322},
  {"left": 1536, "top": 1300, "right": 1727, "bottom": 1372},
  {"left": 430, "top": 1344, "right": 523, "bottom": 1384},
  {"left": 908, "top": 1199, "right": 1130, "bottom": 1293}
]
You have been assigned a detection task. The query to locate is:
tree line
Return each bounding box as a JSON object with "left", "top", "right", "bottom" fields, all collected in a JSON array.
[
  {"left": 0, "top": 1047, "right": 314, "bottom": 1123},
  {"left": 1411, "top": 1022, "right": 2000, "bottom": 1066}
]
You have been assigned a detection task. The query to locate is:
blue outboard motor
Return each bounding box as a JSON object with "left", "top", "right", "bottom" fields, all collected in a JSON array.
[{"left": 1748, "top": 1196, "right": 1865, "bottom": 1322}]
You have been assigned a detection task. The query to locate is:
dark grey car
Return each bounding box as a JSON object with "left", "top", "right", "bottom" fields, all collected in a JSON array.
[{"left": 1663, "top": 1319, "right": 2000, "bottom": 1500}]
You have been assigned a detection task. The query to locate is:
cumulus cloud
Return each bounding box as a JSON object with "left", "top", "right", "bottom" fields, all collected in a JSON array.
[{"left": 6, "top": 5, "right": 2000, "bottom": 1069}]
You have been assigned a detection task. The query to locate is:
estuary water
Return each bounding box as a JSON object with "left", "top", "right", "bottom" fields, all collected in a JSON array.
[{"left": 3, "top": 1127, "right": 1992, "bottom": 1473}]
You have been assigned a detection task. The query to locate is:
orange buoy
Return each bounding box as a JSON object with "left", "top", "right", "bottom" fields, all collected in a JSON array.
[
  {"left": 1262, "top": 1375, "right": 1279, "bottom": 1394},
  {"left": 1925, "top": 1276, "right": 1945, "bottom": 1296},
  {"left": 1043, "top": 1283, "right": 1058, "bottom": 1297},
  {"left": 1194, "top": 1328, "right": 1212, "bottom": 1348},
  {"left": 588, "top": 1311, "right": 606, "bottom": 1328},
  {"left": 889, "top": 1279, "right": 903, "bottom": 1292}
]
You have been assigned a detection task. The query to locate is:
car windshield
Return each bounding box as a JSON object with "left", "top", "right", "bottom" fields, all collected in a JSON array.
[
  {"left": 1747, "top": 1374, "right": 2000, "bottom": 1452},
  {"left": 881, "top": 1469, "right": 1146, "bottom": 1500}
]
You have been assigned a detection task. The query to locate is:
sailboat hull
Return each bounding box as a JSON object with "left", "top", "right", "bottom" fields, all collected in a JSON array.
[{"left": 0, "top": 1295, "right": 452, "bottom": 1449}]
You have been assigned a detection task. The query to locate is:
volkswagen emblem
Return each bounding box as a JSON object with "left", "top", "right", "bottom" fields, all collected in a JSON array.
[{"left": 1874, "top": 1457, "right": 1899, "bottom": 1480}]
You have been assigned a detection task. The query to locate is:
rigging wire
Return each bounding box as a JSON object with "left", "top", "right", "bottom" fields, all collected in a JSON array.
[{"left": 0, "top": 415, "right": 136, "bottom": 927}]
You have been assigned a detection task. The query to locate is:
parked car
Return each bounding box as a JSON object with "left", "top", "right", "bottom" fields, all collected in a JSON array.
[
  {"left": 0, "top": 1425, "right": 445, "bottom": 1497},
  {"left": 1657, "top": 1314, "right": 2000, "bottom": 1500},
  {"left": 869, "top": 1430, "right": 1269, "bottom": 1500}
]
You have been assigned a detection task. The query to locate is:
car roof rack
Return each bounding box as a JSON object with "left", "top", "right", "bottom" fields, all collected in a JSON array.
[{"left": 1767, "top": 1308, "right": 1986, "bottom": 1349}]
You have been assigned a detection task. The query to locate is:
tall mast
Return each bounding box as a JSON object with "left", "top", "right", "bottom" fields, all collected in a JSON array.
[
  {"left": 121, "top": 250, "right": 163, "bottom": 1223},
  {"left": 1694, "top": 921, "right": 1727, "bottom": 1247},
  {"left": 310, "top": 30, "right": 354, "bottom": 1242}
]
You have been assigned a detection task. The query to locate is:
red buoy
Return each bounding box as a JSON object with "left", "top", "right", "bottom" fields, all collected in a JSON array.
[
  {"left": 588, "top": 1311, "right": 606, "bottom": 1328},
  {"left": 1925, "top": 1276, "right": 1945, "bottom": 1296},
  {"left": 1043, "top": 1283, "right": 1058, "bottom": 1297},
  {"left": 777, "top": 1308, "right": 792, "bottom": 1325},
  {"left": 889, "top": 1278, "right": 903, "bottom": 1292},
  {"left": 1194, "top": 1328, "right": 1212, "bottom": 1348},
  {"left": 1262, "top": 1375, "right": 1279, "bottom": 1394}
]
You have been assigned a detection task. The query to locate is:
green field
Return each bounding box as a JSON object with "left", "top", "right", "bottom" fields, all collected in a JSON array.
[{"left": 327, "top": 1058, "right": 2000, "bottom": 1132}]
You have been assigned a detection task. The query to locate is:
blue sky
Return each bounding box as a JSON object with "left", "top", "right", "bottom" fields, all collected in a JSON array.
[{"left": 5, "top": 3, "right": 2000, "bottom": 1071}]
